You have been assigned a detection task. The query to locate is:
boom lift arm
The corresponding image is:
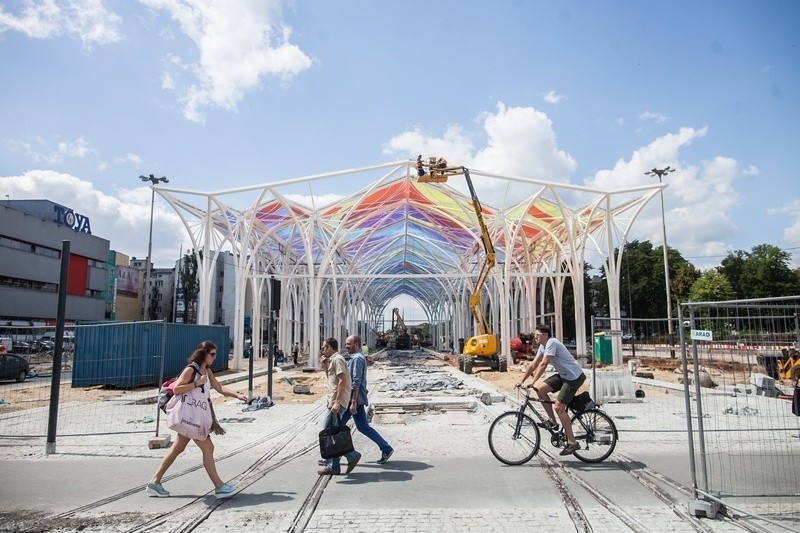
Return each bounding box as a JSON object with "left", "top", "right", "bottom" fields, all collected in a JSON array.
[{"left": 418, "top": 159, "right": 497, "bottom": 343}]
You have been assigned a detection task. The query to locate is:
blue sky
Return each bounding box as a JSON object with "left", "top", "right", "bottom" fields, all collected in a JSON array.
[{"left": 1, "top": 1, "right": 799, "bottom": 321}]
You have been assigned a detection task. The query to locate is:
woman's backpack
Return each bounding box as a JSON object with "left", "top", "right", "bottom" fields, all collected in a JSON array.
[{"left": 157, "top": 362, "right": 200, "bottom": 413}]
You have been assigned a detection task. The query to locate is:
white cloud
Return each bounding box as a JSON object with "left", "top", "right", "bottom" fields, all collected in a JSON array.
[
  {"left": 742, "top": 165, "right": 759, "bottom": 176},
  {"left": 543, "top": 90, "right": 564, "bottom": 104},
  {"left": 382, "top": 124, "right": 475, "bottom": 166},
  {"left": 383, "top": 102, "right": 578, "bottom": 186},
  {"left": 639, "top": 111, "right": 668, "bottom": 124},
  {"left": 58, "top": 136, "right": 92, "bottom": 158},
  {"left": 0, "top": 0, "right": 123, "bottom": 48},
  {"left": 114, "top": 153, "right": 142, "bottom": 165},
  {"left": 472, "top": 102, "right": 578, "bottom": 181},
  {"left": 0, "top": 170, "right": 189, "bottom": 265},
  {"left": 767, "top": 198, "right": 800, "bottom": 254},
  {"left": 584, "top": 126, "right": 751, "bottom": 269},
  {"left": 142, "top": 0, "right": 313, "bottom": 123},
  {"left": 161, "top": 71, "right": 175, "bottom": 90}
]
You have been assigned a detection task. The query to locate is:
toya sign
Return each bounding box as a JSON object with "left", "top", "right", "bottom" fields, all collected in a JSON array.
[{"left": 53, "top": 205, "right": 92, "bottom": 234}]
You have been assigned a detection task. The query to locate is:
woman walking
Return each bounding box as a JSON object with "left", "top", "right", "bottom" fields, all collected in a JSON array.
[{"left": 146, "top": 341, "right": 247, "bottom": 499}]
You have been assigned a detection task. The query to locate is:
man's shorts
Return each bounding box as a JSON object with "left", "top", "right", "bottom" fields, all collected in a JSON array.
[{"left": 543, "top": 373, "right": 586, "bottom": 405}]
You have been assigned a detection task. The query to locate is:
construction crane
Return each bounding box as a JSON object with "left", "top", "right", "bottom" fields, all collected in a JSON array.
[{"left": 417, "top": 157, "right": 504, "bottom": 373}]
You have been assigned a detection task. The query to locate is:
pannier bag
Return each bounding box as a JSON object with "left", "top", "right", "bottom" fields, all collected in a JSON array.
[{"left": 568, "top": 391, "right": 596, "bottom": 413}]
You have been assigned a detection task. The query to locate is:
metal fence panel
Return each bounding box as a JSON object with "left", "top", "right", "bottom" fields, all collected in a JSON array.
[
  {"left": 0, "top": 321, "right": 229, "bottom": 440},
  {"left": 679, "top": 296, "right": 800, "bottom": 528}
]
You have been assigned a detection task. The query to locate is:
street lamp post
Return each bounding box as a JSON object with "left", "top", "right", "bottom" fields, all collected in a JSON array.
[
  {"left": 645, "top": 166, "right": 676, "bottom": 357},
  {"left": 139, "top": 174, "right": 169, "bottom": 320}
]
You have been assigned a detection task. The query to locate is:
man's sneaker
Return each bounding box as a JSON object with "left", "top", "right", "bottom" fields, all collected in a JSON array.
[
  {"left": 541, "top": 420, "right": 559, "bottom": 432},
  {"left": 214, "top": 483, "right": 239, "bottom": 499},
  {"left": 345, "top": 451, "right": 361, "bottom": 474},
  {"left": 318, "top": 467, "right": 340, "bottom": 475},
  {"left": 145, "top": 482, "right": 170, "bottom": 498},
  {"left": 377, "top": 448, "right": 394, "bottom": 464},
  {"left": 560, "top": 442, "right": 581, "bottom": 456}
]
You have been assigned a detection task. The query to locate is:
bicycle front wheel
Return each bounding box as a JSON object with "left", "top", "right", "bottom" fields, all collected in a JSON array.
[
  {"left": 488, "top": 411, "right": 541, "bottom": 465},
  {"left": 571, "top": 409, "right": 618, "bottom": 463}
]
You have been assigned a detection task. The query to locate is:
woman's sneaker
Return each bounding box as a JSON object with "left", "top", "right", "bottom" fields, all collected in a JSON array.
[
  {"left": 145, "top": 482, "right": 170, "bottom": 498},
  {"left": 214, "top": 483, "right": 239, "bottom": 499}
]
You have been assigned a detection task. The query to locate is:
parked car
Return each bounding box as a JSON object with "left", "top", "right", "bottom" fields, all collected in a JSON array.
[
  {"left": 11, "top": 340, "right": 33, "bottom": 354},
  {"left": 622, "top": 333, "right": 633, "bottom": 343},
  {"left": 0, "top": 353, "right": 30, "bottom": 382},
  {"left": 33, "top": 340, "right": 55, "bottom": 352}
]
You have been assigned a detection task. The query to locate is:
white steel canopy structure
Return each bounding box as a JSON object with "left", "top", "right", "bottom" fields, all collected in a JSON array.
[{"left": 154, "top": 160, "right": 664, "bottom": 368}]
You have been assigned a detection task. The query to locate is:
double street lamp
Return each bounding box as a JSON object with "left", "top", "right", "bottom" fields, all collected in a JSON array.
[
  {"left": 139, "top": 174, "right": 169, "bottom": 320},
  {"left": 645, "top": 166, "right": 676, "bottom": 357}
]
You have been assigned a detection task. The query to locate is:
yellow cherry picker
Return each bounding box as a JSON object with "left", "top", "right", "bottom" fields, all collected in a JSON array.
[{"left": 417, "top": 157, "right": 505, "bottom": 374}]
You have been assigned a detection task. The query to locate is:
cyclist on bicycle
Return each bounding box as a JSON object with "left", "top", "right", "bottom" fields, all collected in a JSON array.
[{"left": 516, "top": 324, "right": 586, "bottom": 456}]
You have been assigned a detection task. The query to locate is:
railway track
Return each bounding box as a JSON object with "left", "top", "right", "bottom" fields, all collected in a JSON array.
[{"left": 10, "top": 349, "right": 789, "bottom": 532}]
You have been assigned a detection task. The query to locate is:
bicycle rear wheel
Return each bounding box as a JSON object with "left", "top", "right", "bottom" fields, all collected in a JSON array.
[
  {"left": 488, "top": 411, "right": 541, "bottom": 465},
  {"left": 570, "top": 409, "right": 617, "bottom": 463}
]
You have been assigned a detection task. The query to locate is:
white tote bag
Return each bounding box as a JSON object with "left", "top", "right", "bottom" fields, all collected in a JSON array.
[{"left": 166, "top": 384, "right": 212, "bottom": 441}]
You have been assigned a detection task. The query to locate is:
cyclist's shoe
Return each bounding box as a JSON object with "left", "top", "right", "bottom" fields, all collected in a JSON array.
[
  {"left": 540, "top": 420, "right": 559, "bottom": 432},
  {"left": 560, "top": 442, "right": 581, "bottom": 456}
]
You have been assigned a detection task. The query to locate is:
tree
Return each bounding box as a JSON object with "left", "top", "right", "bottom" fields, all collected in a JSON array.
[
  {"left": 148, "top": 285, "right": 159, "bottom": 320},
  {"left": 740, "top": 244, "right": 800, "bottom": 298},
  {"left": 689, "top": 270, "right": 734, "bottom": 302},
  {"left": 718, "top": 250, "right": 747, "bottom": 298},
  {"left": 180, "top": 251, "right": 199, "bottom": 324},
  {"left": 562, "top": 262, "right": 594, "bottom": 340},
  {"left": 596, "top": 240, "right": 698, "bottom": 320}
]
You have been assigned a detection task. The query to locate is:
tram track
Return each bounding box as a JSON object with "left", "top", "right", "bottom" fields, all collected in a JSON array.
[
  {"left": 14, "top": 403, "right": 326, "bottom": 533},
  {"left": 486, "top": 379, "right": 761, "bottom": 533},
  {"left": 6, "top": 350, "right": 782, "bottom": 532}
]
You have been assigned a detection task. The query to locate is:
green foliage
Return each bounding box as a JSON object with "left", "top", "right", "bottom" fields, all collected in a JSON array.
[
  {"left": 597, "top": 240, "right": 696, "bottom": 319},
  {"left": 741, "top": 244, "right": 799, "bottom": 298},
  {"left": 718, "top": 244, "right": 800, "bottom": 299},
  {"left": 689, "top": 270, "right": 734, "bottom": 302},
  {"left": 148, "top": 285, "right": 159, "bottom": 320},
  {"left": 180, "top": 250, "right": 199, "bottom": 323}
]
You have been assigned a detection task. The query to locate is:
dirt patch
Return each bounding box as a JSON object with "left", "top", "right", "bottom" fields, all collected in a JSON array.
[
  {"left": 0, "top": 367, "right": 328, "bottom": 413},
  {"left": 245, "top": 370, "right": 326, "bottom": 405}
]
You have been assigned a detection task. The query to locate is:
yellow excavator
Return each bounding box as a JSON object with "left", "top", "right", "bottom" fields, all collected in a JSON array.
[{"left": 418, "top": 157, "right": 505, "bottom": 374}]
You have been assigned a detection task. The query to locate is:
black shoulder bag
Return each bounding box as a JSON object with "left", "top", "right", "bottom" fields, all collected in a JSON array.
[{"left": 319, "top": 413, "right": 354, "bottom": 459}]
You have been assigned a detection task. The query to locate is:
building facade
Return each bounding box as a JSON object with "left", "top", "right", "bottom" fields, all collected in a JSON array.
[{"left": 0, "top": 200, "right": 109, "bottom": 324}]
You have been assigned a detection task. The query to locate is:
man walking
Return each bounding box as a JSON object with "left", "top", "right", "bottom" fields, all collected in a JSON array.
[
  {"left": 318, "top": 338, "right": 361, "bottom": 475},
  {"left": 341, "top": 335, "right": 394, "bottom": 464}
]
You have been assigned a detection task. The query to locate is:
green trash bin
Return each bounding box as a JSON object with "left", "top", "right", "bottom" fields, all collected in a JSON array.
[{"left": 593, "top": 333, "right": 612, "bottom": 364}]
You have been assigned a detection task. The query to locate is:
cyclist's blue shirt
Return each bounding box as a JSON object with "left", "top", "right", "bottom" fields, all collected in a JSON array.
[{"left": 536, "top": 338, "right": 583, "bottom": 381}]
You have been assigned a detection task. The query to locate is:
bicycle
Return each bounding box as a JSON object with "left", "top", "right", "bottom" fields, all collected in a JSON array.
[{"left": 488, "top": 385, "right": 618, "bottom": 464}]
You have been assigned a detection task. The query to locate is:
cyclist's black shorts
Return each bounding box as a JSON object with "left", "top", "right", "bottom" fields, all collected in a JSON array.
[{"left": 544, "top": 373, "right": 586, "bottom": 405}]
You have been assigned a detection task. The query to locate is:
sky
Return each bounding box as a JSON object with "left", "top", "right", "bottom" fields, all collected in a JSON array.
[{"left": 1, "top": 1, "right": 799, "bottom": 323}]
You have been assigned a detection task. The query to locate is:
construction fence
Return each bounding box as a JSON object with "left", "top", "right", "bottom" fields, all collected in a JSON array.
[
  {"left": 591, "top": 300, "right": 800, "bottom": 530},
  {"left": 678, "top": 296, "right": 799, "bottom": 529},
  {"left": 0, "top": 321, "right": 229, "bottom": 448}
]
